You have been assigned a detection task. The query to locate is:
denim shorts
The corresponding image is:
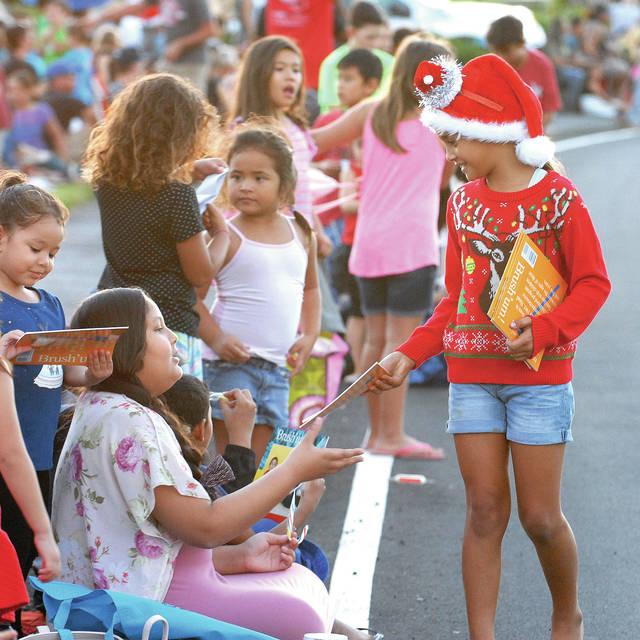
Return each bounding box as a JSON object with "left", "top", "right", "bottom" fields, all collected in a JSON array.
[
  {"left": 447, "top": 382, "right": 575, "bottom": 445},
  {"left": 357, "top": 265, "right": 435, "bottom": 317},
  {"left": 202, "top": 357, "right": 290, "bottom": 428}
]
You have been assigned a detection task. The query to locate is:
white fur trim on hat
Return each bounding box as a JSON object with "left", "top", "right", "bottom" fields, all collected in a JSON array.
[
  {"left": 516, "top": 136, "right": 556, "bottom": 168},
  {"left": 421, "top": 108, "right": 528, "bottom": 143}
]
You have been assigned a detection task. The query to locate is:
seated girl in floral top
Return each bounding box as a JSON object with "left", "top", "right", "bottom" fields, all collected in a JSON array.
[{"left": 52, "top": 287, "right": 375, "bottom": 640}]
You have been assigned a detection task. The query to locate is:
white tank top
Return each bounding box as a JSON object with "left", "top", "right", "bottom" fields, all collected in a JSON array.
[{"left": 201, "top": 217, "right": 308, "bottom": 367}]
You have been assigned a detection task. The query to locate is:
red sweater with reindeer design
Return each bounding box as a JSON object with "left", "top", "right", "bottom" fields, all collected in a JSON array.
[{"left": 398, "top": 170, "right": 610, "bottom": 385}]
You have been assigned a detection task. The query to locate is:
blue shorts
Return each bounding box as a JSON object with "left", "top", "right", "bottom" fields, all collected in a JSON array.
[
  {"left": 357, "top": 265, "right": 436, "bottom": 317},
  {"left": 202, "top": 357, "right": 290, "bottom": 428},
  {"left": 447, "top": 382, "right": 575, "bottom": 445}
]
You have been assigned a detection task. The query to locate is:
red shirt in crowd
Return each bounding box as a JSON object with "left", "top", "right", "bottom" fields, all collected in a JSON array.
[
  {"left": 518, "top": 48, "right": 563, "bottom": 119},
  {"left": 265, "top": 0, "right": 335, "bottom": 89}
]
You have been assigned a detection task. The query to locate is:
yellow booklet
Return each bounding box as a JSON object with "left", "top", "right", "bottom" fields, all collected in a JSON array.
[{"left": 487, "top": 231, "right": 567, "bottom": 371}]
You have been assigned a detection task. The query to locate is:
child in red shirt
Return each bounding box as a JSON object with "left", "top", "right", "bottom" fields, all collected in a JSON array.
[{"left": 373, "top": 54, "right": 610, "bottom": 640}]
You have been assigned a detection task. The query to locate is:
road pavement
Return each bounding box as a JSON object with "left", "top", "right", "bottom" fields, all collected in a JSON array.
[{"left": 41, "top": 113, "right": 640, "bottom": 639}]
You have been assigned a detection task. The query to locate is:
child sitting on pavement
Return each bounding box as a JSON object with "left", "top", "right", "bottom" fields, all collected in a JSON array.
[{"left": 162, "top": 374, "right": 329, "bottom": 581}]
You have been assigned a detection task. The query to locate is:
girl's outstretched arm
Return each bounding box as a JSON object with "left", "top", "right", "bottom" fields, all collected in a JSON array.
[
  {"left": 0, "top": 368, "right": 60, "bottom": 581},
  {"left": 311, "top": 100, "right": 374, "bottom": 156},
  {"left": 152, "top": 394, "right": 363, "bottom": 549}
]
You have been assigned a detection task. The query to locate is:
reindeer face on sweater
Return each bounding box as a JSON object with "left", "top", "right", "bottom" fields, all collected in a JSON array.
[{"left": 451, "top": 180, "right": 572, "bottom": 316}]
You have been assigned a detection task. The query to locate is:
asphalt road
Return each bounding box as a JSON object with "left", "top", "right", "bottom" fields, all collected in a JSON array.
[{"left": 42, "top": 119, "right": 640, "bottom": 639}]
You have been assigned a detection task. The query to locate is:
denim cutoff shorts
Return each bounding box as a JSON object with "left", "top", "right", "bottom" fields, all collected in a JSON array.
[
  {"left": 447, "top": 382, "right": 575, "bottom": 445},
  {"left": 202, "top": 357, "right": 290, "bottom": 428}
]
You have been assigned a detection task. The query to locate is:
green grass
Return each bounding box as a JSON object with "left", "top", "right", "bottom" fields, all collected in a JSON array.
[{"left": 53, "top": 182, "right": 95, "bottom": 210}]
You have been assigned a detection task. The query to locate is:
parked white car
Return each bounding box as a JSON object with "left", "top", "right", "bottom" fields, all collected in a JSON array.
[{"left": 378, "top": 0, "right": 547, "bottom": 48}]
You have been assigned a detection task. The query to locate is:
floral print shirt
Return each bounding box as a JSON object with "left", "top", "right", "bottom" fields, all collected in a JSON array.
[{"left": 52, "top": 390, "right": 210, "bottom": 601}]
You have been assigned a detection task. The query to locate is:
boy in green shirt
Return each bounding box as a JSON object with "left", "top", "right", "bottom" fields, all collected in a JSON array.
[{"left": 317, "top": 1, "right": 394, "bottom": 113}]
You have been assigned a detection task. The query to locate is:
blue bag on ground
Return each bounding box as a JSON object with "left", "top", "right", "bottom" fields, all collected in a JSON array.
[{"left": 30, "top": 577, "right": 276, "bottom": 640}]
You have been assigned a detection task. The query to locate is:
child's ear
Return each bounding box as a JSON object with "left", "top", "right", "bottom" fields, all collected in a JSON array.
[
  {"left": 191, "top": 418, "right": 207, "bottom": 444},
  {"left": 364, "top": 78, "right": 381, "bottom": 97}
]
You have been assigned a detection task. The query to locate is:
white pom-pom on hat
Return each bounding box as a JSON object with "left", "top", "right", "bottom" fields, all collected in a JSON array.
[{"left": 516, "top": 136, "right": 556, "bottom": 168}]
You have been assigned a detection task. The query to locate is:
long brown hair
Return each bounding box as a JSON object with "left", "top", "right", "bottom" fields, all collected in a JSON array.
[
  {"left": 70, "top": 288, "right": 203, "bottom": 480},
  {"left": 82, "top": 74, "right": 219, "bottom": 195},
  {"left": 371, "top": 35, "right": 452, "bottom": 153},
  {"left": 231, "top": 36, "right": 307, "bottom": 128}
]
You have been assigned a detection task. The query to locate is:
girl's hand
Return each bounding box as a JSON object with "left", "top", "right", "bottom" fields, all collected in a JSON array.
[
  {"left": 192, "top": 158, "right": 227, "bottom": 182},
  {"left": 241, "top": 531, "right": 296, "bottom": 573},
  {"left": 86, "top": 349, "right": 113, "bottom": 384},
  {"left": 506, "top": 316, "right": 534, "bottom": 360},
  {"left": 33, "top": 531, "right": 61, "bottom": 582},
  {"left": 316, "top": 229, "right": 333, "bottom": 259},
  {"left": 212, "top": 332, "right": 251, "bottom": 362},
  {"left": 203, "top": 203, "right": 228, "bottom": 236},
  {"left": 368, "top": 351, "right": 415, "bottom": 393},
  {"left": 0, "top": 330, "right": 29, "bottom": 360},
  {"left": 285, "top": 419, "right": 364, "bottom": 484},
  {"left": 219, "top": 388, "right": 256, "bottom": 445},
  {"left": 286, "top": 334, "right": 316, "bottom": 377},
  {"left": 219, "top": 388, "right": 256, "bottom": 439}
]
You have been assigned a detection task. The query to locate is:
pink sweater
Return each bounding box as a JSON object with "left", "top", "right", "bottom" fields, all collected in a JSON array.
[{"left": 348, "top": 111, "right": 446, "bottom": 277}]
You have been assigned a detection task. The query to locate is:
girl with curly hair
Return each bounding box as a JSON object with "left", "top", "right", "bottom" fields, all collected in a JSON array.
[{"left": 83, "top": 73, "right": 230, "bottom": 379}]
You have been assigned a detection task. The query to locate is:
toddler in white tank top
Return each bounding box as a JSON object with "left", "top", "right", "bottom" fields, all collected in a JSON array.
[{"left": 198, "top": 128, "right": 321, "bottom": 462}]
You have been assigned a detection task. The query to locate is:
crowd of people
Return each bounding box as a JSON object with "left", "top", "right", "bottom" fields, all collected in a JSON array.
[
  {"left": 548, "top": 2, "right": 640, "bottom": 119},
  {"left": 0, "top": 1, "right": 615, "bottom": 639}
]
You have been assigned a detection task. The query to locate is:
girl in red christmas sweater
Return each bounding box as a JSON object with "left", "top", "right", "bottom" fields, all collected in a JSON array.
[{"left": 373, "top": 54, "right": 610, "bottom": 640}]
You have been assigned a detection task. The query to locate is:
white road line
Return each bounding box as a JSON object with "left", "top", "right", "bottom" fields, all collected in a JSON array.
[
  {"left": 328, "top": 452, "right": 394, "bottom": 628},
  {"left": 555, "top": 127, "right": 640, "bottom": 153}
]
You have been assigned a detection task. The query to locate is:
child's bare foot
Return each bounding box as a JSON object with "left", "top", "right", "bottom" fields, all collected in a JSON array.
[
  {"left": 365, "top": 435, "right": 445, "bottom": 460},
  {"left": 551, "top": 609, "right": 583, "bottom": 640}
]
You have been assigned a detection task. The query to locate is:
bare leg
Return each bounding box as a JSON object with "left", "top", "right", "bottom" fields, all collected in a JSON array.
[
  {"left": 345, "top": 316, "right": 366, "bottom": 375},
  {"left": 358, "top": 314, "right": 386, "bottom": 446},
  {"left": 511, "top": 443, "right": 583, "bottom": 640},
  {"left": 365, "top": 314, "right": 427, "bottom": 451},
  {"left": 454, "top": 433, "right": 511, "bottom": 640}
]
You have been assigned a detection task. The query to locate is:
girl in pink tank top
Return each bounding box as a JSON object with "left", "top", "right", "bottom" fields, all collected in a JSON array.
[
  {"left": 311, "top": 36, "right": 455, "bottom": 460},
  {"left": 197, "top": 128, "right": 321, "bottom": 462}
]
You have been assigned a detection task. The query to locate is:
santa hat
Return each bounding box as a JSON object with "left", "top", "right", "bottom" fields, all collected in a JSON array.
[{"left": 414, "top": 53, "right": 555, "bottom": 167}]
